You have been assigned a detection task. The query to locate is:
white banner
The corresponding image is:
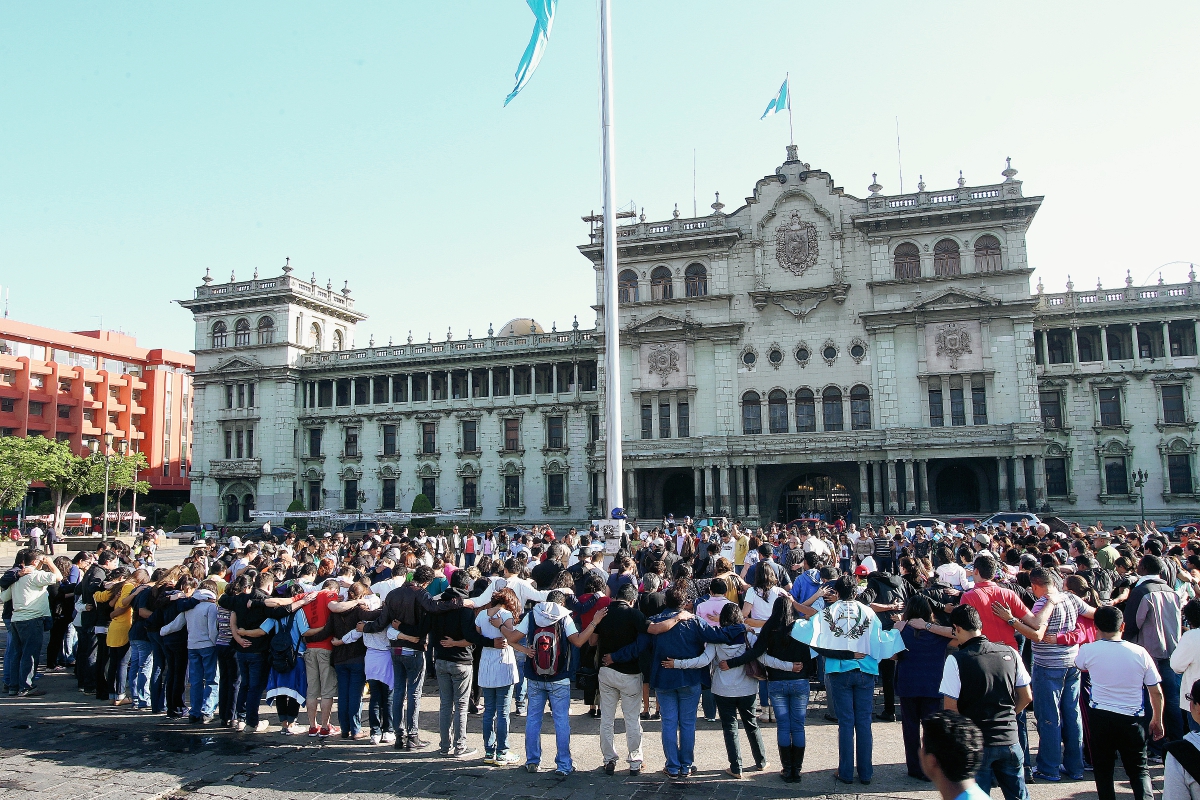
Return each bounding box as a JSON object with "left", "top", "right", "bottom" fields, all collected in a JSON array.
[{"left": 593, "top": 519, "right": 623, "bottom": 554}]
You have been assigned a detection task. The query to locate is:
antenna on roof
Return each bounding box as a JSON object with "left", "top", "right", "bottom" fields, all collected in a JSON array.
[
  {"left": 693, "top": 149, "right": 697, "bottom": 218},
  {"left": 2, "top": 286, "right": 7, "bottom": 318},
  {"left": 895, "top": 116, "right": 904, "bottom": 194}
]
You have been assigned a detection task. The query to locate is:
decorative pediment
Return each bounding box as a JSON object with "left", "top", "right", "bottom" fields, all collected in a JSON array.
[
  {"left": 302, "top": 467, "right": 324, "bottom": 480},
  {"left": 904, "top": 288, "right": 1000, "bottom": 312},
  {"left": 1152, "top": 372, "right": 1194, "bottom": 384},
  {"left": 337, "top": 465, "right": 363, "bottom": 480},
  {"left": 212, "top": 355, "right": 264, "bottom": 372},
  {"left": 625, "top": 314, "right": 689, "bottom": 334},
  {"left": 456, "top": 461, "right": 479, "bottom": 478}
]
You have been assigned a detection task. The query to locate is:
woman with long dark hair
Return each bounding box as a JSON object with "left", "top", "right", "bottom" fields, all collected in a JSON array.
[{"left": 894, "top": 595, "right": 954, "bottom": 780}]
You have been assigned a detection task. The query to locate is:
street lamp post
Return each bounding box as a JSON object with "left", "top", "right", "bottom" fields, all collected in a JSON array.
[
  {"left": 1133, "top": 469, "right": 1150, "bottom": 528},
  {"left": 91, "top": 433, "right": 127, "bottom": 540}
]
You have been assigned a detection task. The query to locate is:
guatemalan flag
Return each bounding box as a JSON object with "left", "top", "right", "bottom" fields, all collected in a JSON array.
[
  {"left": 505, "top": 0, "right": 558, "bottom": 106},
  {"left": 760, "top": 77, "right": 789, "bottom": 119}
]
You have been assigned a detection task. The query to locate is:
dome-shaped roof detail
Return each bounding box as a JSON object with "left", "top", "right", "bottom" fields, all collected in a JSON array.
[{"left": 498, "top": 318, "right": 545, "bottom": 337}]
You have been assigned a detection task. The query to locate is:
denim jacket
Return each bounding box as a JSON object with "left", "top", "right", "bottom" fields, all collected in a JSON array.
[{"left": 609, "top": 609, "right": 744, "bottom": 691}]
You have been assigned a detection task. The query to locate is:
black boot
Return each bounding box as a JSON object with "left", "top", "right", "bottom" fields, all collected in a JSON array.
[
  {"left": 791, "top": 745, "right": 805, "bottom": 782},
  {"left": 777, "top": 745, "right": 793, "bottom": 782}
]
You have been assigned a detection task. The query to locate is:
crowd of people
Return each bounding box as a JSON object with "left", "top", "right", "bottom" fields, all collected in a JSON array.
[{"left": 6, "top": 515, "right": 1200, "bottom": 798}]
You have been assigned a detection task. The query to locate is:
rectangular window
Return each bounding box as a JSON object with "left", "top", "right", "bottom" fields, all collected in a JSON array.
[
  {"left": 462, "top": 478, "right": 477, "bottom": 509},
  {"left": 246, "top": 427, "right": 254, "bottom": 459},
  {"left": 590, "top": 413, "right": 600, "bottom": 443},
  {"left": 678, "top": 403, "right": 690, "bottom": 438},
  {"left": 514, "top": 369, "right": 531, "bottom": 396},
  {"left": 641, "top": 404, "right": 653, "bottom": 439},
  {"left": 237, "top": 384, "right": 245, "bottom": 408},
  {"left": 462, "top": 420, "right": 478, "bottom": 452},
  {"left": 421, "top": 477, "right": 437, "bottom": 506},
  {"left": 412, "top": 375, "right": 427, "bottom": 402},
  {"left": 317, "top": 380, "right": 333, "bottom": 407},
  {"left": 928, "top": 389, "right": 944, "bottom": 427},
  {"left": 354, "top": 377, "right": 369, "bottom": 405},
  {"left": 949, "top": 388, "right": 966, "bottom": 426},
  {"left": 1046, "top": 458, "right": 1068, "bottom": 496},
  {"left": 431, "top": 374, "right": 446, "bottom": 401},
  {"left": 247, "top": 383, "right": 255, "bottom": 407},
  {"left": 504, "top": 474, "right": 520, "bottom": 508},
  {"left": 57, "top": 404, "right": 71, "bottom": 419},
  {"left": 392, "top": 375, "right": 408, "bottom": 403},
  {"left": 1104, "top": 457, "right": 1129, "bottom": 495},
  {"left": 422, "top": 422, "right": 437, "bottom": 454},
  {"left": 590, "top": 472, "right": 599, "bottom": 506},
  {"left": 373, "top": 377, "right": 388, "bottom": 404},
  {"left": 822, "top": 394, "right": 843, "bottom": 432},
  {"left": 548, "top": 415, "right": 564, "bottom": 448},
  {"left": 307, "top": 480, "right": 321, "bottom": 510},
  {"left": 382, "top": 478, "right": 397, "bottom": 510},
  {"left": 336, "top": 379, "right": 351, "bottom": 406},
  {"left": 181, "top": 439, "right": 188, "bottom": 477},
  {"left": 226, "top": 384, "right": 235, "bottom": 408},
  {"left": 494, "top": 370, "right": 510, "bottom": 397},
  {"left": 225, "top": 430, "right": 233, "bottom": 459},
  {"left": 660, "top": 404, "right": 672, "bottom": 438},
  {"left": 344, "top": 479, "right": 358, "bottom": 510},
  {"left": 1163, "top": 385, "right": 1187, "bottom": 424},
  {"left": 308, "top": 428, "right": 322, "bottom": 458},
  {"left": 972, "top": 386, "right": 988, "bottom": 425},
  {"left": 0, "top": 398, "right": 12, "bottom": 413},
  {"left": 1169, "top": 454, "right": 1194, "bottom": 494},
  {"left": 344, "top": 429, "right": 358, "bottom": 458},
  {"left": 1099, "top": 388, "right": 1122, "bottom": 426},
  {"left": 1039, "top": 390, "right": 1062, "bottom": 429},
  {"left": 504, "top": 418, "right": 520, "bottom": 451},
  {"left": 29, "top": 401, "right": 44, "bottom": 417},
  {"left": 162, "top": 438, "right": 170, "bottom": 476},
  {"left": 382, "top": 424, "right": 397, "bottom": 456},
  {"left": 235, "top": 429, "right": 244, "bottom": 459},
  {"left": 548, "top": 473, "right": 565, "bottom": 507}
]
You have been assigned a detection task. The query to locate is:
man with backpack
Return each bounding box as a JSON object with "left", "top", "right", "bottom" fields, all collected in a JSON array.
[{"left": 504, "top": 590, "right": 607, "bottom": 775}]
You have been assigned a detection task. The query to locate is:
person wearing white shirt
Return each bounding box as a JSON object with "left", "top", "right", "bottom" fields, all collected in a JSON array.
[
  {"left": 1165, "top": 682, "right": 1200, "bottom": 800},
  {"left": 1, "top": 550, "right": 61, "bottom": 696},
  {"left": 1075, "top": 606, "right": 1163, "bottom": 800}
]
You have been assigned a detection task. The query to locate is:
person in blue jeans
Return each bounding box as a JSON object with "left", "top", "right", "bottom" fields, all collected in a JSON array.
[
  {"left": 503, "top": 591, "right": 606, "bottom": 776},
  {"left": 158, "top": 581, "right": 222, "bottom": 722},
  {"left": 612, "top": 584, "right": 746, "bottom": 779}
]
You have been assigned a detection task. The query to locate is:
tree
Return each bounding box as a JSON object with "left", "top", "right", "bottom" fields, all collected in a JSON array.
[
  {"left": 38, "top": 440, "right": 108, "bottom": 537},
  {"left": 0, "top": 436, "right": 58, "bottom": 512},
  {"left": 285, "top": 498, "right": 307, "bottom": 532},
  {"left": 109, "top": 451, "right": 151, "bottom": 529},
  {"left": 180, "top": 503, "right": 200, "bottom": 526},
  {"left": 164, "top": 509, "right": 180, "bottom": 529},
  {"left": 411, "top": 493, "right": 435, "bottom": 527}
]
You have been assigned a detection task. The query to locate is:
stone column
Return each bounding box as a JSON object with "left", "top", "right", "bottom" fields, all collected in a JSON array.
[
  {"left": 693, "top": 468, "right": 705, "bottom": 517},
  {"left": 719, "top": 467, "right": 731, "bottom": 515},
  {"left": 407, "top": 374, "right": 413, "bottom": 403},
  {"left": 1013, "top": 456, "right": 1028, "bottom": 511},
  {"left": 887, "top": 460, "right": 899, "bottom": 514},
  {"left": 747, "top": 467, "right": 759, "bottom": 519},
  {"left": 1032, "top": 456, "right": 1047, "bottom": 511},
  {"left": 1040, "top": 330, "right": 1050, "bottom": 366},
  {"left": 573, "top": 362, "right": 580, "bottom": 398},
  {"left": 530, "top": 366, "right": 537, "bottom": 399},
  {"left": 1132, "top": 326, "right": 1143, "bottom": 368},
  {"left": 858, "top": 462, "right": 870, "bottom": 517},
  {"left": 467, "top": 370, "right": 473, "bottom": 400},
  {"left": 918, "top": 460, "right": 930, "bottom": 514},
  {"left": 597, "top": 470, "right": 606, "bottom": 512},
  {"left": 508, "top": 367, "right": 515, "bottom": 398},
  {"left": 446, "top": 371, "right": 452, "bottom": 401},
  {"left": 1163, "top": 321, "right": 1174, "bottom": 366},
  {"left": 703, "top": 467, "right": 714, "bottom": 517},
  {"left": 904, "top": 460, "right": 917, "bottom": 513},
  {"left": 626, "top": 469, "right": 638, "bottom": 519},
  {"left": 425, "top": 373, "right": 432, "bottom": 402},
  {"left": 996, "top": 457, "right": 1010, "bottom": 511},
  {"left": 487, "top": 368, "right": 494, "bottom": 398},
  {"left": 872, "top": 462, "right": 883, "bottom": 515}
]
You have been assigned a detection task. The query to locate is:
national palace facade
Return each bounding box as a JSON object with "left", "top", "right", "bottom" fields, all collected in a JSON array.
[{"left": 180, "top": 148, "right": 1200, "bottom": 529}]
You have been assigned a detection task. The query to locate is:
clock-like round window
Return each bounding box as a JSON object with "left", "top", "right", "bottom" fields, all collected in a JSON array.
[
  {"left": 796, "top": 347, "right": 810, "bottom": 362},
  {"left": 742, "top": 351, "right": 756, "bottom": 366},
  {"left": 850, "top": 344, "right": 865, "bottom": 360},
  {"left": 823, "top": 346, "right": 837, "bottom": 361},
  {"left": 768, "top": 348, "right": 783, "bottom": 365}
]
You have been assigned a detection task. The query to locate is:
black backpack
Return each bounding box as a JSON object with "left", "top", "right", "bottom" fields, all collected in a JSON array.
[{"left": 269, "top": 615, "right": 297, "bottom": 673}]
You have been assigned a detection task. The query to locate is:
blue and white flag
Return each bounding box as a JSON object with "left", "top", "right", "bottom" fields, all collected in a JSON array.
[
  {"left": 760, "top": 78, "right": 789, "bottom": 119},
  {"left": 505, "top": 0, "right": 558, "bottom": 106}
]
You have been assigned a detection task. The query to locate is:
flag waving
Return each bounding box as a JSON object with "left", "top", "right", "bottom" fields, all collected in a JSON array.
[
  {"left": 760, "top": 77, "right": 789, "bottom": 119},
  {"left": 505, "top": 0, "right": 558, "bottom": 106}
]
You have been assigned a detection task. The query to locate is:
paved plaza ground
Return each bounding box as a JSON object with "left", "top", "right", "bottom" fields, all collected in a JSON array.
[{"left": 0, "top": 542, "right": 1138, "bottom": 800}]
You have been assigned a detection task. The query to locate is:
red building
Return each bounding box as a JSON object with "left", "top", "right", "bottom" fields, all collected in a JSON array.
[{"left": 0, "top": 319, "right": 194, "bottom": 498}]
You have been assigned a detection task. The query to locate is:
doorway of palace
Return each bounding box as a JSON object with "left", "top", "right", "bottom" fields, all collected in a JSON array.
[
  {"left": 935, "top": 464, "right": 982, "bottom": 514},
  {"left": 660, "top": 472, "right": 695, "bottom": 518},
  {"left": 775, "top": 472, "right": 852, "bottom": 522}
]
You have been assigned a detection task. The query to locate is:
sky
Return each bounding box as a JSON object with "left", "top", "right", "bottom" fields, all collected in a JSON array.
[{"left": 1, "top": 1, "right": 1198, "bottom": 352}]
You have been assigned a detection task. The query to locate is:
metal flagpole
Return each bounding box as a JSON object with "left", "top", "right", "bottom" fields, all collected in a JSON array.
[
  {"left": 599, "top": 0, "right": 624, "bottom": 519},
  {"left": 786, "top": 71, "right": 794, "bottom": 146}
]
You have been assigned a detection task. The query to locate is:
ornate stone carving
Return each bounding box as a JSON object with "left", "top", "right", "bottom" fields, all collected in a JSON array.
[
  {"left": 934, "top": 323, "right": 973, "bottom": 369},
  {"left": 645, "top": 344, "right": 680, "bottom": 387},
  {"left": 774, "top": 211, "right": 819, "bottom": 276},
  {"left": 207, "top": 459, "right": 262, "bottom": 479}
]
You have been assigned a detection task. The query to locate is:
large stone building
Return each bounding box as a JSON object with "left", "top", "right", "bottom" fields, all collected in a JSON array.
[{"left": 180, "top": 148, "right": 1200, "bottom": 528}]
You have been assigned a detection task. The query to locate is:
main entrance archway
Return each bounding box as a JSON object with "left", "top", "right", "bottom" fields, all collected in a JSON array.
[
  {"left": 775, "top": 472, "right": 852, "bottom": 522},
  {"left": 935, "top": 464, "right": 981, "bottom": 514},
  {"left": 661, "top": 472, "right": 695, "bottom": 518}
]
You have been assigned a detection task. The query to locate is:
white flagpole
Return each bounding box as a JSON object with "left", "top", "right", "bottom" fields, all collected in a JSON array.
[
  {"left": 599, "top": 0, "right": 624, "bottom": 519},
  {"left": 786, "top": 71, "right": 794, "bottom": 147}
]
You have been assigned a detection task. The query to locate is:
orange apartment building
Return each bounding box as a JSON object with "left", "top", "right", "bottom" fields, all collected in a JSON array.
[{"left": 0, "top": 319, "right": 194, "bottom": 499}]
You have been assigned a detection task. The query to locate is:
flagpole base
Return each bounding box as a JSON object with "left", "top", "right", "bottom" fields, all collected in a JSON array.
[{"left": 785, "top": 144, "right": 799, "bottom": 163}]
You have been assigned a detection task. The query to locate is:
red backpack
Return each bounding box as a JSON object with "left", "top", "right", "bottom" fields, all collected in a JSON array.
[{"left": 530, "top": 618, "right": 566, "bottom": 677}]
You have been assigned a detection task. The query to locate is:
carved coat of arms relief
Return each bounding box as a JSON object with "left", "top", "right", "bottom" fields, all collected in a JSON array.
[
  {"left": 935, "top": 323, "right": 973, "bottom": 370},
  {"left": 775, "top": 211, "right": 819, "bottom": 276}
]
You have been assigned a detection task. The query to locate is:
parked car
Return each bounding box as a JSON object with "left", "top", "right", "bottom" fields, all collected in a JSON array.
[
  {"left": 977, "top": 512, "right": 1041, "bottom": 529},
  {"left": 904, "top": 518, "right": 942, "bottom": 535},
  {"left": 943, "top": 517, "right": 980, "bottom": 530},
  {"left": 340, "top": 520, "right": 385, "bottom": 536},
  {"left": 243, "top": 525, "right": 292, "bottom": 544},
  {"left": 170, "top": 524, "right": 216, "bottom": 544},
  {"left": 491, "top": 524, "right": 534, "bottom": 539},
  {"left": 785, "top": 516, "right": 825, "bottom": 530},
  {"left": 1160, "top": 518, "right": 1200, "bottom": 539}
]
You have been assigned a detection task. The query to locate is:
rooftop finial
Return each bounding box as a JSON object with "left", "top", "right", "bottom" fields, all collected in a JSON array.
[
  {"left": 1126, "top": 269, "right": 1134, "bottom": 288},
  {"left": 407, "top": 330, "right": 413, "bottom": 344},
  {"left": 529, "top": 320, "right": 536, "bottom": 334},
  {"left": 957, "top": 170, "right": 965, "bottom": 188},
  {"left": 427, "top": 332, "right": 432, "bottom": 343},
  {"left": 786, "top": 144, "right": 799, "bottom": 163},
  {"left": 1036, "top": 277, "right": 1044, "bottom": 294},
  {"left": 230, "top": 269, "right": 236, "bottom": 283},
  {"left": 868, "top": 173, "right": 882, "bottom": 196},
  {"left": 282, "top": 256, "right": 292, "bottom": 274},
  {"left": 711, "top": 192, "right": 725, "bottom": 215},
  {"left": 253, "top": 266, "right": 258, "bottom": 279},
  {"left": 1159, "top": 272, "right": 1166, "bottom": 286},
  {"left": 202, "top": 267, "right": 212, "bottom": 285},
  {"left": 672, "top": 203, "right": 680, "bottom": 219},
  {"left": 311, "top": 271, "right": 316, "bottom": 284},
  {"left": 342, "top": 280, "right": 351, "bottom": 296},
  {"left": 369, "top": 334, "right": 375, "bottom": 347},
  {"left": 1097, "top": 277, "right": 1103, "bottom": 291},
  {"left": 447, "top": 326, "right": 452, "bottom": 341},
  {"left": 572, "top": 315, "right": 579, "bottom": 330},
  {"left": 917, "top": 175, "right": 926, "bottom": 192},
  {"left": 1191, "top": 264, "right": 1196, "bottom": 283},
  {"left": 326, "top": 278, "right": 332, "bottom": 291},
  {"left": 1002, "top": 157, "right": 1018, "bottom": 182},
  {"left": 467, "top": 329, "right": 472, "bottom": 339},
  {"left": 388, "top": 336, "right": 393, "bottom": 346},
  {"left": 488, "top": 322, "right": 494, "bottom": 337},
  {"left": 639, "top": 207, "right": 646, "bottom": 223},
  {"left": 1066, "top": 275, "right": 1074, "bottom": 292},
  {"left": 552, "top": 321, "right": 557, "bottom": 333}
]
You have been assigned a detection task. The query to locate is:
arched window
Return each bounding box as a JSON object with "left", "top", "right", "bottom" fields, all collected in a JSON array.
[
  {"left": 850, "top": 385, "right": 871, "bottom": 430},
  {"left": 974, "top": 234, "right": 1002, "bottom": 272},
  {"left": 685, "top": 263, "right": 708, "bottom": 297},
  {"left": 234, "top": 318, "right": 250, "bottom": 346},
  {"left": 742, "top": 391, "right": 763, "bottom": 434},
  {"left": 768, "top": 389, "right": 788, "bottom": 433},
  {"left": 795, "top": 389, "right": 816, "bottom": 432},
  {"left": 618, "top": 269, "right": 639, "bottom": 303},
  {"left": 257, "top": 316, "right": 274, "bottom": 345},
  {"left": 894, "top": 243, "right": 920, "bottom": 281},
  {"left": 332, "top": 330, "right": 344, "bottom": 351},
  {"left": 309, "top": 322, "right": 322, "bottom": 350},
  {"left": 650, "top": 266, "right": 673, "bottom": 301},
  {"left": 823, "top": 387, "right": 844, "bottom": 431},
  {"left": 933, "top": 239, "right": 961, "bottom": 277},
  {"left": 211, "top": 321, "right": 228, "bottom": 349},
  {"left": 241, "top": 493, "right": 254, "bottom": 523},
  {"left": 224, "top": 494, "right": 239, "bottom": 523}
]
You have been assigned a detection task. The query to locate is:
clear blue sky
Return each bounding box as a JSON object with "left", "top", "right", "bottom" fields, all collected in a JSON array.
[{"left": 2, "top": 2, "right": 1197, "bottom": 351}]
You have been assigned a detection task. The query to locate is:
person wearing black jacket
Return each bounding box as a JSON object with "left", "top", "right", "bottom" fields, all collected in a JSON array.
[
  {"left": 593, "top": 583, "right": 649, "bottom": 775},
  {"left": 45, "top": 556, "right": 75, "bottom": 671},
  {"left": 425, "top": 570, "right": 483, "bottom": 758},
  {"left": 360, "top": 564, "right": 467, "bottom": 751},
  {"left": 77, "top": 551, "right": 117, "bottom": 694},
  {"left": 859, "top": 570, "right": 909, "bottom": 722}
]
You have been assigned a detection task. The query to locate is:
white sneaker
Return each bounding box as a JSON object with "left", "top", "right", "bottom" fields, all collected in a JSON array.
[
  {"left": 381, "top": 732, "right": 396, "bottom": 744},
  {"left": 254, "top": 720, "right": 270, "bottom": 733},
  {"left": 234, "top": 721, "right": 246, "bottom": 732},
  {"left": 370, "top": 732, "right": 382, "bottom": 745}
]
